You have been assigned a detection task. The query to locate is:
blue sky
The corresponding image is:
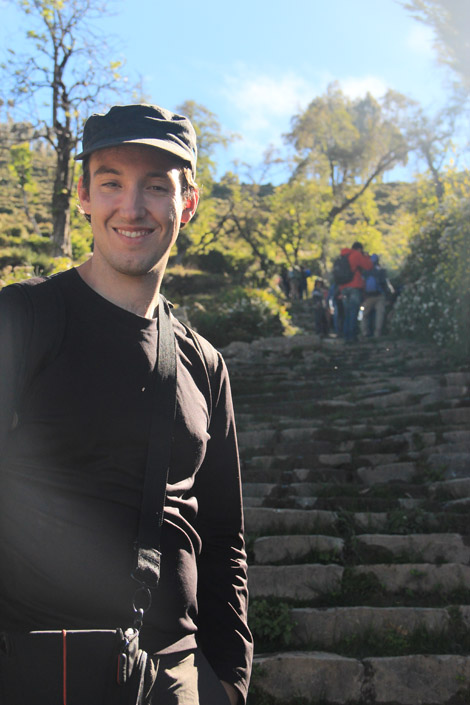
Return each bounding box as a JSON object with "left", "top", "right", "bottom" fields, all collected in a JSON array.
[{"left": 0, "top": 0, "right": 455, "bottom": 179}]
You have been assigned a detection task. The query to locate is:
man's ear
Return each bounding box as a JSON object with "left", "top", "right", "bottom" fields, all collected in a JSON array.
[
  {"left": 180, "top": 189, "right": 199, "bottom": 225},
  {"left": 77, "top": 175, "right": 91, "bottom": 215}
]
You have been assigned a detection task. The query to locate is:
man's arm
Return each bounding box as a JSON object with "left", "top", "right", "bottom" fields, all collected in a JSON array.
[{"left": 193, "top": 351, "right": 253, "bottom": 705}]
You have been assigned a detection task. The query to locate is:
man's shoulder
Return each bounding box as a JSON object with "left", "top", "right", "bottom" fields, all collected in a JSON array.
[{"left": 171, "top": 314, "right": 222, "bottom": 375}]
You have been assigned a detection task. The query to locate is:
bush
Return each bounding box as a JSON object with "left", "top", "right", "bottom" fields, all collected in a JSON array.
[
  {"left": 390, "top": 194, "right": 470, "bottom": 357},
  {"left": 188, "top": 287, "right": 290, "bottom": 348}
]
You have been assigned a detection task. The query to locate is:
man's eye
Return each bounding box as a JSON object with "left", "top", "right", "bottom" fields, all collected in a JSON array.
[
  {"left": 149, "top": 184, "right": 166, "bottom": 191},
  {"left": 102, "top": 181, "right": 119, "bottom": 188}
]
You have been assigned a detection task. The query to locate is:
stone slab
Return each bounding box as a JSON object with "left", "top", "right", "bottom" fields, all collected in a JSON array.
[
  {"left": 357, "top": 454, "right": 399, "bottom": 466},
  {"left": 427, "top": 452, "right": 470, "bottom": 479},
  {"left": 443, "top": 430, "right": 470, "bottom": 443},
  {"left": 242, "top": 497, "right": 264, "bottom": 508},
  {"left": 367, "top": 654, "right": 470, "bottom": 704},
  {"left": 246, "top": 455, "right": 290, "bottom": 470},
  {"left": 242, "top": 483, "right": 278, "bottom": 498},
  {"left": 236, "top": 429, "right": 278, "bottom": 448},
  {"left": 248, "top": 564, "right": 343, "bottom": 599},
  {"left": 279, "top": 428, "right": 315, "bottom": 442},
  {"left": 318, "top": 453, "right": 352, "bottom": 467},
  {"left": 356, "top": 533, "right": 470, "bottom": 565},
  {"left": 357, "top": 462, "right": 416, "bottom": 486},
  {"left": 445, "top": 372, "right": 470, "bottom": 387},
  {"left": 244, "top": 507, "right": 337, "bottom": 534},
  {"left": 367, "top": 391, "right": 417, "bottom": 409},
  {"left": 253, "top": 651, "right": 363, "bottom": 703},
  {"left": 253, "top": 535, "right": 344, "bottom": 564},
  {"left": 430, "top": 477, "right": 470, "bottom": 499},
  {"left": 440, "top": 408, "right": 470, "bottom": 425},
  {"left": 287, "top": 482, "right": 321, "bottom": 497},
  {"left": 353, "top": 512, "right": 389, "bottom": 531},
  {"left": 353, "top": 563, "right": 470, "bottom": 593},
  {"left": 290, "top": 606, "right": 450, "bottom": 648}
]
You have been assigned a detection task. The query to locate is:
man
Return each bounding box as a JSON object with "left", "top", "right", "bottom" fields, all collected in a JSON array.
[
  {"left": 338, "top": 241, "right": 373, "bottom": 343},
  {"left": 361, "top": 254, "right": 394, "bottom": 338},
  {"left": 0, "top": 104, "right": 252, "bottom": 704}
]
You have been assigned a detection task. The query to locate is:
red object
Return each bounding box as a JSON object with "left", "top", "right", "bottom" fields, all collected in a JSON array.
[
  {"left": 339, "top": 248, "right": 373, "bottom": 291},
  {"left": 62, "top": 630, "right": 67, "bottom": 705}
]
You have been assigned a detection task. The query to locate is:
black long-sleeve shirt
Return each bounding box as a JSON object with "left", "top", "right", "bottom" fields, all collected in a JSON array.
[{"left": 0, "top": 268, "right": 252, "bottom": 701}]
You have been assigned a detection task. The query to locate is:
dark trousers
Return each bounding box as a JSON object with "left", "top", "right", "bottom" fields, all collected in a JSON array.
[{"left": 342, "top": 287, "right": 362, "bottom": 341}]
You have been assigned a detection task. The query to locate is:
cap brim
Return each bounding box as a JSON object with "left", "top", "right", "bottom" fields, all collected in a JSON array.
[{"left": 75, "top": 137, "right": 195, "bottom": 174}]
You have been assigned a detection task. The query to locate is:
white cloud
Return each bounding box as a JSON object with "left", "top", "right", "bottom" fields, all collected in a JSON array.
[
  {"left": 221, "top": 68, "right": 322, "bottom": 167},
  {"left": 224, "top": 70, "right": 316, "bottom": 131}
]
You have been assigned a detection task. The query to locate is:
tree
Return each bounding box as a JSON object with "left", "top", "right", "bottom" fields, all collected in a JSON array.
[
  {"left": 8, "top": 142, "right": 42, "bottom": 236},
  {"left": 176, "top": 100, "right": 234, "bottom": 187},
  {"left": 174, "top": 101, "right": 234, "bottom": 263},
  {"left": 286, "top": 83, "right": 409, "bottom": 267},
  {"left": 2, "top": 0, "right": 128, "bottom": 256},
  {"left": 406, "top": 105, "right": 456, "bottom": 200},
  {"left": 268, "top": 179, "right": 328, "bottom": 268},
  {"left": 400, "top": 0, "right": 470, "bottom": 95}
]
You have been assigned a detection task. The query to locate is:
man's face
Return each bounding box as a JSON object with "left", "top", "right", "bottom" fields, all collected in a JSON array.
[{"left": 78, "top": 144, "right": 198, "bottom": 280}]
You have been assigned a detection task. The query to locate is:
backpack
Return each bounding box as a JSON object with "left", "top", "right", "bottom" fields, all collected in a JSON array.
[
  {"left": 364, "top": 266, "right": 385, "bottom": 294},
  {"left": 332, "top": 254, "right": 353, "bottom": 285}
]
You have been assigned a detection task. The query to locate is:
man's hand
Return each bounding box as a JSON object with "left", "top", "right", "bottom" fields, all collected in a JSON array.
[{"left": 221, "top": 680, "right": 239, "bottom": 705}]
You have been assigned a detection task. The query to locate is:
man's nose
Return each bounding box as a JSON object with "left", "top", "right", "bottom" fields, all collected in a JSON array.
[{"left": 119, "top": 187, "right": 146, "bottom": 220}]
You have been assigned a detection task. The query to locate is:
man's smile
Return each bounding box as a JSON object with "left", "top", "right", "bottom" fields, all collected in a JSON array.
[{"left": 113, "top": 227, "right": 154, "bottom": 239}]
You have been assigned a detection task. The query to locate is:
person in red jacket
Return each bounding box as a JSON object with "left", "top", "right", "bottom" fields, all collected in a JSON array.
[{"left": 338, "top": 242, "right": 373, "bottom": 342}]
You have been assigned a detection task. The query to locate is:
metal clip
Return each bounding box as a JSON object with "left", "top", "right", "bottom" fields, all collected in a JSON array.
[{"left": 132, "top": 585, "right": 152, "bottom": 631}]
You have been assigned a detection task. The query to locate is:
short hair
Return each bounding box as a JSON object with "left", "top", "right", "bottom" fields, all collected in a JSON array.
[
  {"left": 352, "top": 241, "right": 363, "bottom": 251},
  {"left": 78, "top": 153, "right": 198, "bottom": 224}
]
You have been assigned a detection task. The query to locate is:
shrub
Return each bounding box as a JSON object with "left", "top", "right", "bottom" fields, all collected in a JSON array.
[
  {"left": 390, "top": 192, "right": 470, "bottom": 357},
  {"left": 188, "top": 287, "right": 290, "bottom": 348}
]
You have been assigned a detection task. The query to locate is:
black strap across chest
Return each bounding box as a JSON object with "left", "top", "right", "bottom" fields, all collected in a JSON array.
[{"left": 132, "top": 294, "right": 177, "bottom": 591}]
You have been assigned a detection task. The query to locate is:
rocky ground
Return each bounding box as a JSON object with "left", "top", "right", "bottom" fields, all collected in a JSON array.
[{"left": 222, "top": 303, "right": 470, "bottom": 705}]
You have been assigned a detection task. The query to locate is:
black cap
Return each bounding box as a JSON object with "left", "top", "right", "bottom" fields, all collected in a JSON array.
[{"left": 75, "top": 104, "right": 197, "bottom": 177}]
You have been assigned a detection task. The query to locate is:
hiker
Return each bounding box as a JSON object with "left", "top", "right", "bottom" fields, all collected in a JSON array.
[
  {"left": 299, "top": 266, "right": 311, "bottom": 299},
  {"left": 328, "top": 282, "right": 344, "bottom": 337},
  {"left": 361, "top": 254, "right": 394, "bottom": 338},
  {"left": 0, "top": 104, "right": 252, "bottom": 705},
  {"left": 312, "top": 278, "right": 329, "bottom": 336},
  {"left": 288, "top": 266, "right": 302, "bottom": 299},
  {"left": 333, "top": 242, "right": 373, "bottom": 343},
  {"left": 279, "top": 266, "right": 291, "bottom": 298}
]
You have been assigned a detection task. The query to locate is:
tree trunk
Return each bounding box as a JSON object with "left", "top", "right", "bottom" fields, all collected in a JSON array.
[{"left": 51, "top": 140, "right": 72, "bottom": 257}]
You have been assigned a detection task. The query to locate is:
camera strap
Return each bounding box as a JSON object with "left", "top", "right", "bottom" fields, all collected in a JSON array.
[{"left": 131, "top": 294, "right": 177, "bottom": 628}]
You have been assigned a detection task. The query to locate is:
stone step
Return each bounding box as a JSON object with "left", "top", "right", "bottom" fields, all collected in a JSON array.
[
  {"left": 249, "top": 561, "right": 470, "bottom": 601},
  {"left": 248, "top": 564, "right": 343, "bottom": 600},
  {"left": 253, "top": 652, "right": 470, "bottom": 704},
  {"left": 355, "top": 533, "right": 470, "bottom": 565},
  {"left": 440, "top": 407, "right": 470, "bottom": 425},
  {"left": 353, "top": 563, "right": 470, "bottom": 594},
  {"left": 253, "top": 535, "right": 345, "bottom": 565},
  {"left": 357, "top": 462, "right": 417, "bottom": 485},
  {"left": 426, "top": 452, "right": 470, "bottom": 479},
  {"left": 289, "top": 605, "right": 469, "bottom": 649},
  {"left": 244, "top": 507, "right": 338, "bottom": 534}
]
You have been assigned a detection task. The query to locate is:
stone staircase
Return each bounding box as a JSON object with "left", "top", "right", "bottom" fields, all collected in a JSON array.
[{"left": 222, "top": 322, "right": 470, "bottom": 705}]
